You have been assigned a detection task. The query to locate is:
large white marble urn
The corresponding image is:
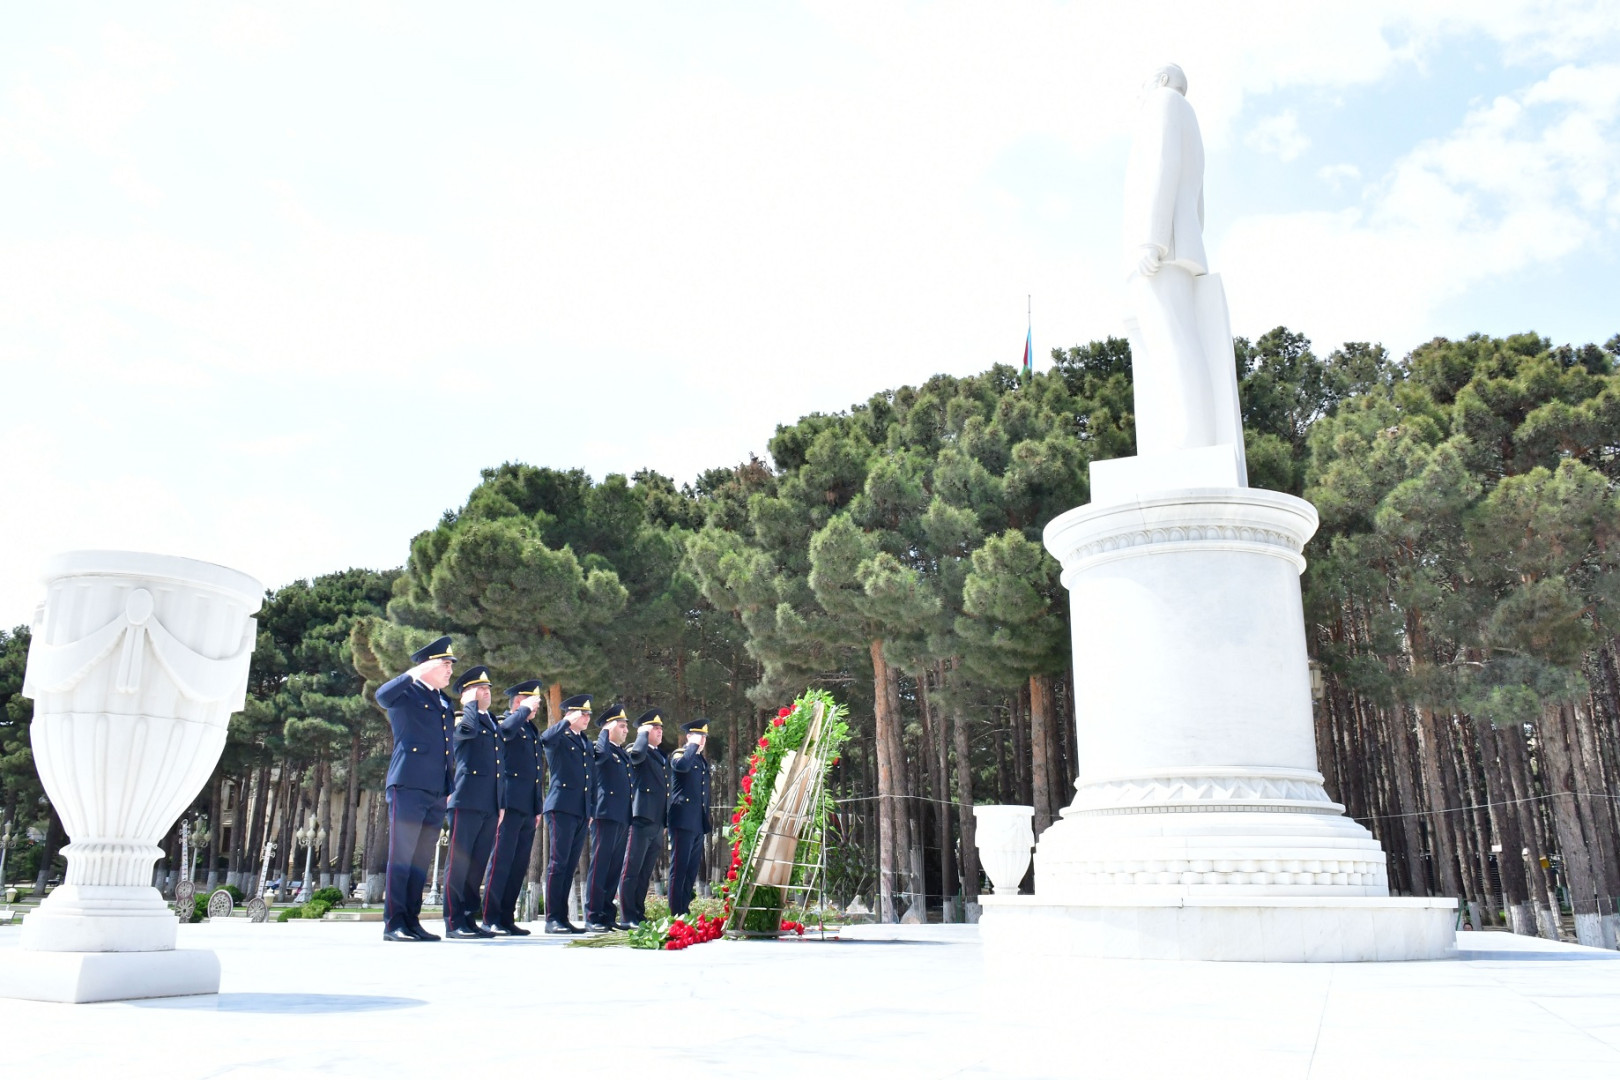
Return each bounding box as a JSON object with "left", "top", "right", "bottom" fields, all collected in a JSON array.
[
  {"left": 973, "top": 804, "right": 1035, "bottom": 895},
  {"left": 21, "top": 551, "right": 262, "bottom": 952}
]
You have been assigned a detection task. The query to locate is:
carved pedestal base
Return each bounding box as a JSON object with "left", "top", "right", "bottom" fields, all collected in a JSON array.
[
  {"left": 0, "top": 948, "right": 220, "bottom": 1003},
  {"left": 979, "top": 895, "right": 1457, "bottom": 962}
]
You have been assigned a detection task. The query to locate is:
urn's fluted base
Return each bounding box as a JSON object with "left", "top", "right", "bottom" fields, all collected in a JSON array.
[
  {"left": 0, "top": 947, "right": 219, "bottom": 1003},
  {"left": 979, "top": 894, "right": 1458, "bottom": 962},
  {"left": 20, "top": 885, "right": 178, "bottom": 952}
]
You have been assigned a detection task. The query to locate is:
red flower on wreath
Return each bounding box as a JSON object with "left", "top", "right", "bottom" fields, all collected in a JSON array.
[
  {"left": 757, "top": 736, "right": 769, "bottom": 748},
  {"left": 772, "top": 716, "right": 785, "bottom": 727},
  {"left": 727, "top": 868, "right": 738, "bottom": 880},
  {"left": 731, "top": 810, "right": 743, "bottom": 825},
  {"left": 777, "top": 706, "right": 792, "bottom": 718},
  {"left": 740, "top": 775, "right": 753, "bottom": 794}
]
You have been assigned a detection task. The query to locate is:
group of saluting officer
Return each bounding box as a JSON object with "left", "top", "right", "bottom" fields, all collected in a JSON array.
[{"left": 374, "top": 636, "right": 713, "bottom": 942}]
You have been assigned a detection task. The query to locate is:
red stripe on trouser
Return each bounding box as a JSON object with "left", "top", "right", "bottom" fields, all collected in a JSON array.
[
  {"left": 444, "top": 810, "right": 460, "bottom": 926},
  {"left": 482, "top": 817, "right": 502, "bottom": 924},
  {"left": 384, "top": 797, "right": 396, "bottom": 927}
]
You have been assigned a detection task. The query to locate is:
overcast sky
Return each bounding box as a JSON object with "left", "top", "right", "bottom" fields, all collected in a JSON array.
[{"left": 2, "top": 2, "right": 1618, "bottom": 626}]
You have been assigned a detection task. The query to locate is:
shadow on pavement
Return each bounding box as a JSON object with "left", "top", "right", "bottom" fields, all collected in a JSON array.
[{"left": 127, "top": 993, "right": 427, "bottom": 1013}]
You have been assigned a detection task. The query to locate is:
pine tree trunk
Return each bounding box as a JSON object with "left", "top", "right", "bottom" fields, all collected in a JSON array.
[
  {"left": 879, "top": 646, "right": 923, "bottom": 918},
  {"left": 205, "top": 772, "right": 222, "bottom": 888},
  {"left": 1538, "top": 703, "right": 1604, "bottom": 945},
  {"left": 31, "top": 810, "right": 65, "bottom": 896},
  {"left": 920, "top": 669, "right": 955, "bottom": 919},
  {"left": 1385, "top": 706, "right": 1431, "bottom": 895},
  {"left": 338, "top": 730, "right": 363, "bottom": 889},
  {"left": 869, "top": 640, "right": 899, "bottom": 923},
  {"left": 1571, "top": 695, "right": 1620, "bottom": 947},
  {"left": 952, "top": 692, "right": 979, "bottom": 906},
  {"left": 1029, "top": 674, "right": 1054, "bottom": 833},
  {"left": 1501, "top": 723, "right": 1560, "bottom": 937},
  {"left": 1482, "top": 724, "right": 1534, "bottom": 935}
]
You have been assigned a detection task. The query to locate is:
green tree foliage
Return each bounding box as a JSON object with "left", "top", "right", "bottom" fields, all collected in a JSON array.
[{"left": 1306, "top": 332, "right": 1620, "bottom": 725}]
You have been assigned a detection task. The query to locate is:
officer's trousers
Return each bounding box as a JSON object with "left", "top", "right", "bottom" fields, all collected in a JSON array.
[
  {"left": 586, "top": 817, "right": 630, "bottom": 925},
  {"left": 385, "top": 785, "right": 446, "bottom": 933},
  {"left": 443, "top": 807, "right": 497, "bottom": 931},
  {"left": 481, "top": 810, "right": 535, "bottom": 928},
  {"left": 668, "top": 827, "right": 705, "bottom": 916},
  {"left": 544, "top": 810, "right": 588, "bottom": 924},
  {"left": 619, "top": 820, "right": 664, "bottom": 923}
]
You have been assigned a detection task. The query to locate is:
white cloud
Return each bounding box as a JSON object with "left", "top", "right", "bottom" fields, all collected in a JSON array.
[
  {"left": 1319, "top": 163, "right": 1363, "bottom": 189},
  {"left": 1247, "top": 110, "right": 1311, "bottom": 161},
  {"left": 1219, "top": 61, "right": 1620, "bottom": 348}
]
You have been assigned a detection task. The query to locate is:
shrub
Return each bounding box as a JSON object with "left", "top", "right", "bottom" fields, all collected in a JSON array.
[
  {"left": 219, "top": 884, "right": 246, "bottom": 904},
  {"left": 301, "top": 898, "right": 333, "bottom": 920},
  {"left": 276, "top": 907, "right": 304, "bottom": 923},
  {"left": 643, "top": 896, "right": 670, "bottom": 923},
  {"left": 310, "top": 887, "right": 344, "bottom": 908}
]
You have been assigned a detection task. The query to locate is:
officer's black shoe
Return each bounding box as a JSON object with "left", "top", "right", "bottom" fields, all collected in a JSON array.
[
  {"left": 382, "top": 927, "right": 418, "bottom": 943},
  {"left": 614, "top": 921, "right": 637, "bottom": 931},
  {"left": 408, "top": 925, "right": 442, "bottom": 942},
  {"left": 564, "top": 922, "right": 586, "bottom": 935},
  {"left": 445, "top": 927, "right": 484, "bottom": 940},
  {"left": 480, "top": 921, "right": 510, "bottom": 936},
  {"left": 543, "top": 921, "right": 573, "bottom": 935},
  {"left": 584, "top": 922, "right": 612, "bottom": 933},
  {"left": 501, "top": 923, "right": 530, "bottom": 937},
  {"left": 472, "top": 924, "right": 498, "bottom": 938}
]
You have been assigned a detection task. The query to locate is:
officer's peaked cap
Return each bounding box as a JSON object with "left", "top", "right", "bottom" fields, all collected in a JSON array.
[
  {"left": 453, "top": 665, "right": 491, "bottom": 693},
  {"left": 410, "top": 636, "right": 455, "bottom": 664},
  {"left": 637, "top": 709, "right": 665, "bottom": 727},
  {"left": 560, "top": 693, "right": 592, "bottom": 713},
  {"left": 505, "top": 678, "right": 545, "bottom": 697},
  {"left": 595, "top": 702, "right": 628, "bottom": 725},
  {"left": 684, "top": 718, "right": 710, "bottom": 734}
]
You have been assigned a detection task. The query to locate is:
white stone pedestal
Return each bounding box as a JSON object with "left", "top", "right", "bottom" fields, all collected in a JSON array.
[
  {"left": 986, "top": 488, "right": 1455, "bottom": 962},
  {"left": 0, "top": 948, "right": 221, "bottom": 1004}
]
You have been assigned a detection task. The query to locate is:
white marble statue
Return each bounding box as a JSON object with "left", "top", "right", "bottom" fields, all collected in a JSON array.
[
  {"left": 974, "top": 66, "right": 1458, "bottom": 961},
  {"left": 1116, "top": 63, "right": 1246, "bottom": 488}
]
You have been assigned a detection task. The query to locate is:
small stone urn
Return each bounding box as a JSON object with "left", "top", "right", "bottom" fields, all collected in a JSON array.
[
  {"left": 973, "top": 804, "right": 1035, "bottom": 895},
  {"left": 3, "top": 551, "right": 261, "bottom": 1002}
]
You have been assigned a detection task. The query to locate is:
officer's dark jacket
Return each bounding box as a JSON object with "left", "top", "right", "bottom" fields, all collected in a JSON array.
[
  {"left": 626, "top": 729, "right": 671, "bottom": 827},
  {"left": 539, "top": 719, "right": 595, "bottom": 817},
  {"left": 591, "top": 731, "right": 633, "bottom": 823},
  {"left": 496, "top": 704, "right": 543, "bottom": 816},
  {"left": 448, "top": 704, "right": 503, "bottom": 813},
  {"left": 669, "top": 745, "right": 711, "bottom": 834},
  {"left": 377, "top": 673, "right": 454, "bottom": 795}
]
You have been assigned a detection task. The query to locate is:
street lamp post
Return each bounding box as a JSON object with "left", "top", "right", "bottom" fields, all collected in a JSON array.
[
  {"left": 177, "top": 814, "right": 190, "bottom": 894},
  {"left": 256, "top": 840, "right": 276, "bottom": 898},
  {"left": 0, "top": 817, "right": 13, "bottom": 890},
  {"left": 187, "top": 817, "right": 210, "bottom": 884},
  {"left": 294, "top": 820, "right": 325, "bottom": 903},
  {"left": 425, "top": 827, "right": 448, "bottom": 907}
]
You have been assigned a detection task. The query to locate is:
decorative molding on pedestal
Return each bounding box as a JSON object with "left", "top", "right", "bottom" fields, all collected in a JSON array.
[
  {"left": 1068, "top": 767, "right": 1343, "bottom": 816},
  {"left": 1044, "top": 488, "right": 1317, "bottom": 580}
]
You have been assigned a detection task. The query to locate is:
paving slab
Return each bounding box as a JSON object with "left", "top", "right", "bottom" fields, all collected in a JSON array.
[{"left": 2, "top": 924, "right": 1618, "bottom": 1078}]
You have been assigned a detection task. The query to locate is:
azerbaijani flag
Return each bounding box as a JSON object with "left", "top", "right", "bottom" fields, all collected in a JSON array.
[{"left": 1022, "top": 325, "right": 1032, "bottom": 376}]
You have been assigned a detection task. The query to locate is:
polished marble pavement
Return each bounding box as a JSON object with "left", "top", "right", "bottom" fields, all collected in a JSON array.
[{"left": 2, "top": 922, "right": 1618, "bottom": 1078}]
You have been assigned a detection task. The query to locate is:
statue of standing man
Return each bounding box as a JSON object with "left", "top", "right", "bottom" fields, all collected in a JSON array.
[{"left": 1120, "top": 64, "right": 1247, "bottom": 483}]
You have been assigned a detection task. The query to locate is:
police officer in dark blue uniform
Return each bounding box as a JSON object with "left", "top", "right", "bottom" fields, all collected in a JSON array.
[
  {"left": 668, "top": 718, "right": 712, "bottom": 917},
  {"left": 374, "top": 636, "right": 457, "bottom": 942},
  {"left": 482, "top": 678, "right": 545, "bottom": 936},
  {"left": 442, "top": 665, "right": 502, "bottom": 940},
  {"left": 585, "top": 703, "right": 633, "bottom": 932},
  {"left": 540, "top": 693, "right": 596, "bottom": 933},
  {"left": 619, "top": 709, "right": 670, "bottom": 927}
]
